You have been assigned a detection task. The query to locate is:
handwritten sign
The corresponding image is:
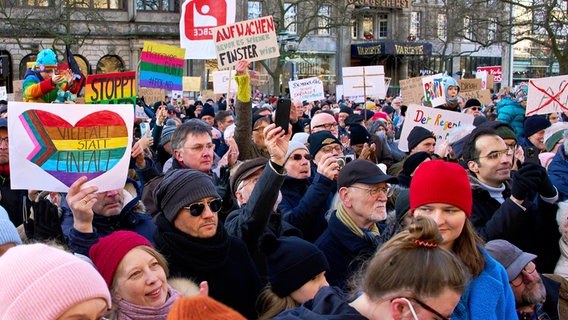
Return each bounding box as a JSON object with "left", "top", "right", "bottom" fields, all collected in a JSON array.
[
  {"left": 212, "top": 70, "right": 237, "bottom": 94},
  {"left": 477, "top": 66, "right": 502, "bottom": 83},
  {"left": 399, "top": 76, "right": 424, "bottom": 105},
  {"left": 140, "top": 41, "right": 186, "bottom": 91},
  {"left": 8, "top": 102, "right": 134, "bottom": 192},
  {"left": 135, "top": 105, "right": 149, "bottom": 120},
  {"left": 85, "top": 71, "right": 136, "bottom": 105},
  {"left": 527, "top": 75, "right": 568, "bottom": 116},
  {"left": 461, "top": 89, "right": 492, "bottom": 105},
  {"left": 342, "top": 66, "right": 386, "bottom": 98},
  {"left": 0, "top": 86, "right": 6, "bottom": 101},
  {"left": 212, "top": 16, "right": 279, "bottom": 69},
  {"left": 458, "top": 78, "right": 482, "bottom": 92},
  {"left": 398, "top": 104, "right": 474, "bottom": 152},
  {"left": 183, "top": 76, "right": 201, "bottom": 92},
  {"left": 289, "top": 77, "right": 325, "bottom": 102},
  {"left": 421, "top": 74, "right": 445, "bottom": 107},
  {"left": 139, "top": 87, "right": 165, "bottom": 105},
  {"left": 476, "top": 71, "right": 488, "bottom": 90}
]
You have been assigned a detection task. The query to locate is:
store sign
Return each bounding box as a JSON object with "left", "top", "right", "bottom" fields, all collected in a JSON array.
[
  {"left": 351, "top": 42, "right": 432, "bottom": 57},
  {"left": 347, "top": 0, "right": 410, "bottom": 9},
  {"left": 476, "top": 66, "right": 502, "bottom": 83}
]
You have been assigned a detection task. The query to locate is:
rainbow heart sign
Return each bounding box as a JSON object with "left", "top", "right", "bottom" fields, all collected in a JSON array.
[{"left": 8, "top": 102, "right": 134, "bottom": 192}]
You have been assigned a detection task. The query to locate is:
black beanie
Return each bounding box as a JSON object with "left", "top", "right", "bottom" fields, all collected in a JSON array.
[
  {"left": 339, "top": 106, "right": 353, "bottom": 115},
  {"left": 153, "top": 169, "right": 219, "bottom": 223},
  {"left": 261, "top": 235, "right": 329, "bottom": 297},
  {"left": 199, "top": 105, "right": 215, "bottom": 119},
  {"left": 524, "top": 115, "right": 551, "bottom": 138},
  {"left": 308, "top": 131, "right": 341, "bottom": 156},
  {"left": 464, "top": 98, "right": 482, "bottom": 109},
  {"left": 395, "top": 189, "right": 411, "bottom": 223},
  {"left": 407, "top": 126, "right": 434, "bottom": 152},
  {"left": 402, "top": 151, "right": 431, "bottom": 176},
  {"left": 349, "top": 124, "right": 371, "bottom": 146}
]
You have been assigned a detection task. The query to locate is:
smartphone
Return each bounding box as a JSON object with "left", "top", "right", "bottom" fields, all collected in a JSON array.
[{"left": 275, "top": 98, "right": 291, "bottom": 134}]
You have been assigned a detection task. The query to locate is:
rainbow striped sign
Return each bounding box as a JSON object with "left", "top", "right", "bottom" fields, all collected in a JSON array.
[
  {"left": 140, "top": 41, "right": 186, "bottom": 91},
  {"left": 85, "top": 71, "right": 137, "bottom": 105}
]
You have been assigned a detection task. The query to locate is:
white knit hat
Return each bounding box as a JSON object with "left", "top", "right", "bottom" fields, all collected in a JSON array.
[
  {"left": 0, "top": 243, "right": 111, "bottom": 319},
  {"left": 0, "top": 206, "right": 21, "bottom": 247}
]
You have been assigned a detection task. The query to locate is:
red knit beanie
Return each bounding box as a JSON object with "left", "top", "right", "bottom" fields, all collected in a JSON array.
[
  {"left": 166, "top": 296, "right": 246, "bottom": 320},
  {"left": 89, "top": 230, "right": 152, "bottom": 288},
  {"left": 410, "top": 160, "right": 472, "bottom": 217}
]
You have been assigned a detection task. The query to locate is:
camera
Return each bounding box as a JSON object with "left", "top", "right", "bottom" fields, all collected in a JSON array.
[{"left": 335, "top": 155, "right": 353, "bottom": 168}]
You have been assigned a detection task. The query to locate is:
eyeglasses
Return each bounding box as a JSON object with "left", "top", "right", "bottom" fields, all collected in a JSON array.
[
  {"left": 470, "top": 107, "right": 480, "bottom": 111},
  {"left": 350, "top": 185, "right": 393, "bottom": 197},
  {"left": 511, "top": 261, "right": 537, "bottom": 287},
  {"left": 473, "top": 148, "right": 514, "bottom": 161},
  {"left": 183, "top": 143, "right": 215, "bottom": 152},
  {"left": 290, "top": 154, "right": 312, "bottom": 161},
  {"left": 505, "top": 143, "right": 518, "bottom": 152},
  {"left": 313, "top": 122, "right": 338, "bottom": 130},
  {"left": 398, "top": 297, "right": 450, "bottom": 320},
  {"left": 0, "top": 137, "right": 8, "bottom": 145},
  {"left": 183, "top": 198, "right": 223, "bottom": 217},
  {"left": 167, "top": 110, "right": 176, "bottom": 114},
  {"left": 320, "top": 145, "right": 342, "bottom": 154}
]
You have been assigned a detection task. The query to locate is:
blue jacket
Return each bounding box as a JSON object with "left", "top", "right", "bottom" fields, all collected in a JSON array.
[
  {"left": 279, "top": 173, "right": 336, "bottom": 242},
  {"left": 61, "top": 178, "right": 156, "bottom": 255},
  {"left": 451, "top": 248, "right": 517, "bottom": 320},
  {"left": 549, "top": 146, "right": 568, "bottom": 201},
  {"left": 496, "top": 97, "right": 526, "bottom": 138},
  {"left": 273, "top": 286, "right": 366, "bottom": 319}
]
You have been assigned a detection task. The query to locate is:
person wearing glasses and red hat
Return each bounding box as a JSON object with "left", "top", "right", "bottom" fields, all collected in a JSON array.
[{"left": 152, "top": 167, "right": 261, "bottom": 319}]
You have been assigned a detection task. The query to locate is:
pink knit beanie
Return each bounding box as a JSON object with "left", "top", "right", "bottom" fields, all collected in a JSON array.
[
  {"left": 0, "top": 243, "right": 111, "bottom": 319},
  {"left": 89, "top": 230, "right": 153, "bottom": 288},
  {"left": 410, "top": 160, "right": 472, "bottom": 217}
]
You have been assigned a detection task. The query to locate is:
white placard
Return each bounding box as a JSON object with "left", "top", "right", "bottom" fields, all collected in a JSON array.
[
  {"left": 527, "top": 75, "right": 568, "bottom": 116},
  {"left": 289, "top": 77, "right": 325, "bottom": 102},
  {"left": 476, "top": 71, "right": 488, "bottom": 90},
  {"left": 421, "top": 74, "right": 446, "bottom": 107},
  {"left": 335, "top": 85, "right": 344, "bottom": 101},
  {"left": 212, "top": 70, "right": 238, "bottom": 94},
  {"left": 8, "top": 102, "right": 134, "bottom": 192},
  {"left": 342, "top": 66, "right": 386, "bottom": 98},
  {"left": 0, "top": 87, "right": 6, "bottom": 101}
]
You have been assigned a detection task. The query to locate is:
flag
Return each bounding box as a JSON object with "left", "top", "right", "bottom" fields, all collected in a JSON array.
[{"left": 65, "top": 45, "right": 86, "bottom": 91}]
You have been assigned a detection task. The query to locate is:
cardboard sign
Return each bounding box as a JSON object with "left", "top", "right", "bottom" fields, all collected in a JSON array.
[
  {"left": 399, "top": 76, "right": 424, "bottom": 105},
  {"left": 135, "top": 105, "right": 149, "bottom": 120},
  {"left": 212, "top": 16, "right": 279, "bottom": 69},
  {"left": 421, "top": 74, "right": 445, "bottom": 107},
  {"left": 461, "top": 89, "right": 492, "bottom": 105},
  {"left": 527, "top": 75, "right": 568, "bottom": 116},
  {"left": 0, "top": 86, "right": 6, "bottom": 101},
  {"left": 457, "top": 78, "right": 482, "bottom": 92},
  {"left": 140, "top": 41, "right": 185, "bottom": 91},
  {"left": 180, "top": 0, "right": 237, "bottom": 59},
  {"left": 289, "top": 77, "right": 325, "bottom": 102},
  {"left": 12, "top": 80, "right": 23, "bottom": 102},
  {"left": 477, "top": 66, "right": 502, "bottom": 83},
  {"left": 8, "top": 102, "right": 134, "bottom": 192},
  {"left": 183, "top": 76, "right": 201, "bottom": 92},
  {"left": 342, "top": 66, "right": 386, "bottom": 98},
  {"left": 213, "top": 70, "right": 237, "bottom": 94},
  {"left": 201, "top": 89, "right": 216, "bottom": 102},
  {"left": 398, "top": 104, "right": 474, "bottom": 152},
  {"left": 139, "top": 87, "right": 165, "bottom": 105},
  {"left": 476, "top": 71, "right": 488, "bottom": 90},
  {"left": 85, "top": 71, "right": 136, "bottom": 105},
  {"left": 487, "top": 74, "right": 495, "bottom": 91}
]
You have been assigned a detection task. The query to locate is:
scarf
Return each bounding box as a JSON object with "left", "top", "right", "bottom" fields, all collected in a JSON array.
[
  {"left": 336, "top": 203, "right": 382, "bottom": 247},
  {"left": 115, "top": 285, "right": 179, "bottom": 320}
]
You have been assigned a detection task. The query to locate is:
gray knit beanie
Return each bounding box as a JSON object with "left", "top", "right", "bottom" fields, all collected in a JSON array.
[
  {"left": 0, "top": 206, "right": 21, "bottom": 246},
  {"left": 153, "top": 169, "right": 219, "bottom": 223},
  {"left": 160, "top": 124, "right": 177, "bottom": 146},
  {"left": 285, "top": 140, "right": 309, "bottom": 162}
]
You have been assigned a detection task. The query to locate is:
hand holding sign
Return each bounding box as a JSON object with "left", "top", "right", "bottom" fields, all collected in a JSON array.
[{"left": 67, "top": 176, "right": 99, "bottom": 233}]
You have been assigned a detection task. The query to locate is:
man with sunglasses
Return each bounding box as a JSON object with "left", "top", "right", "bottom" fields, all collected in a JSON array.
[
  {"left": 463, "top": 126, "right": 560, "bottom": 273},
  {"left": 315, "top": 159, "right": 398, "bottom": 290},
  {"left": 153, "top": 168, "right": 261, "bottom": 319},
  {"left": 463, "top": 98, "right": 483, "bottom": 118},
  {"left": 486, "top": 239, "right": 568, "bottom": 320}
]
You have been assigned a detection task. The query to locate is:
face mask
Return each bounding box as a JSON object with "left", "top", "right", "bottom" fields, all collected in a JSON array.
[{"left": 376, "top": 131, "right": 385, "bottom": 139}]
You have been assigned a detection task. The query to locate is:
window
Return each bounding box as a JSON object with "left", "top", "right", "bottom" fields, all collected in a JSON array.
[
  {"left": 463, "top": 16, "right": 472, "bottom": 40},
  {"left": 437, "top": 14, "right": 446, "bottom": 39},
  {"left": 96, "top": 55, "right": 125, "bottom": 74},
  {"left": 137, "top": 0, "right": 177, "bottom": 11},
  {"left": 318, "top": 6, "right": 330, "bottom": 35},
  {"left": 488, "top": 18, "right": 497, "bottom": 41},
  {"left": 284, "top": 3, "right": 297, "bottom": 34},
  {"left": 363, "top": 15, "right": 373, "bottom": 37},
  {"left": 248, "top": 1, "right": 262, "bottom": 19},
  {"left": 351, "top": 18, "right": 358, "bottom": 39},
  {"left": 378, "top": 14, "right": 388, "bottom": 38},
  {"left": 410, "top": 11, "right": 421, "bottom": 39}
]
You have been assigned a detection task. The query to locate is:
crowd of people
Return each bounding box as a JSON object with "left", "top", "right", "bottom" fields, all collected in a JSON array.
[{"left": 0, "top": 50, "right": 568, "bottom": 319}]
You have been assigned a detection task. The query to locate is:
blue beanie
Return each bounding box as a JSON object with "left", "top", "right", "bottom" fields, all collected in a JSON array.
[
  {"left": 35, "top": 49, "right": 58, "bottom": 71},
  {"left": 0, "top": 206, "right": 22, "bottom": 246},
  {"left": 443, "top": 75, "right": 460, "bottom": 102},
  {"left": 524, "top": 115, "right": 551, "bottom": 138}
]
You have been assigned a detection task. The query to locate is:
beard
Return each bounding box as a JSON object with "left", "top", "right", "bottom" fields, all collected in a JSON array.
[{"left": 517, "top": 277, "right": 547, "bottom": 308}]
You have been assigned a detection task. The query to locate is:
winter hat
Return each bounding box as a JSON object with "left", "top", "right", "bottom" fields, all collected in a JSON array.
[
  {"left": 407, "top": 126, "right": 435, "bottom": 152},
  {"left": 230, "top": 157, "right": 268, "bottom": 195},
  {"left": 310, "top": 106, "right": 321, "bottom": 118},
  {"left": 160, "top": 124, "right": 177, "bottom": 146},
  {"left": 153, "top": 169, "right": 219, "bottom": 223},
  {"left": 166, "top": 295, "right": 246, "bottom": 320},
  {"left": 442, "top": 75, "right": 460, "bottom": 101},
  {"left": 361, "top": 109, "right": 375, "bottom": 121},
  {"left": 285, "top": 140, "right": 309, "bottom": 162},
  {"left": 494, "top": 124, "right": 517, "bottom": 142},
  {"left": 464, "top": 98, "right": 482, "bottom": 111},
  {"left": 291, "top": 132, "right": 309, "bottom": 145},
  {"left": 410, "top": 160, "right": 472, "bottom": 217},
  {"left": 382, "top": 105, "right": 395, "bottom": 116},
  {"left": 539, "top": 152, "right": 556, "bottom": 168},
  {"left": 524, "top": 115, "right": 551, "bottom": 138},
  {"left": 485, "top": 239, "right": 537, "bottom": 282},
  {"left": 339, "top": 106, "right": 353, "bottom": 115},
  {"left": 89, "top": 231, "right": 153, "bottom": 288},
  {"left": 199, "top": 105, "right": 215, "bottom": 119},
  {"left": 252, "top": 114, "right": 270, "bottom": 130},
  {"left": 0, "top": 206, "right": 21, "bottom": 247},
  {"left": 544, "top": 122, "right": 568, "bottom": 152},
  {"left": 345, "top": 114, "right": 364, "bottom": 126},
  {"left": 395, "top": 189, "right": 411, "bottom": 223},
  {"left": 0, "top": 243, "right": 111, "bottom": 319},
  {"left": 34, "top": 49, "right": 58, "bottom": 71},
  {"left": 371, "top": 111, "right": 389, "bottom": 122},
  {"left": 261, "top": 235, "right": 329, "bottom": 297},
  {"left": 308, "top": 131, "right": 341, "bottom": 157},
  {"left": 349, "top": 124, "right": 371, "bottom": 146},
  {"left": 473, "top": 116, "right": 488, "bottom": 126},
  {"left": 402, "top": 152, "right": 431, "bottom": 176},
  {"left": 338, "top": 159, "right": 398, "bottom": 189}
]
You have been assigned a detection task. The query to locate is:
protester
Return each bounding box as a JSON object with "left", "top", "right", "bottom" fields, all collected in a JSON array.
[
  {"left": 166, "top": 296, "right": 246, "bottom": 320},
  {"left": 497, "top": 92, "right": 527, "bottom": 137},
  {"left": 410, "top": 160, "right": 517, "bottom": 318},
  {"left": 549, "top": 131, "right": 568, "bottom": 201},
  {"left": 0, "top": 205, "right": 21, "bottom": 256},
  {"left": 520, "top": 115, "right": 551, "bottom": 162},
  {"left": 0, "top": 243, "right": 111, "bottom": 319},
  {"left": 388, "top": 125, "right": 436, "bottom": 175},
  {"left": 275, "top": 216, "right": 468, "bottom": 319}
]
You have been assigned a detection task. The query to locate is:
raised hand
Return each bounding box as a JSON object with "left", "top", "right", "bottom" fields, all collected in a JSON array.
[
  {"left": 67, "top": 176, "right": 99, "bottom": 233},
  {"left": 263, "top": 123, "right": 292, "bottom": 166}
]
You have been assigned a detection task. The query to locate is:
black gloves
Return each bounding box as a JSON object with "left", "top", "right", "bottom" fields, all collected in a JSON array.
[
  {"left": 511, "top": 163, "right": 542, "bottom": 201},
  {"left": 25, "top": 199, "right": 64, "bottom": 242}
]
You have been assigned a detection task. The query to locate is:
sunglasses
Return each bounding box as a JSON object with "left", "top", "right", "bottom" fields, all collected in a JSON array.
[
  {"left": 470, "top": 107, "right": 480, "bottom": 111},
  {"left": 290, "top": 154, "right": 312, "bottom": 161},
  {"left": 183, "top": 198, "right": 223, "bottom": 217}
]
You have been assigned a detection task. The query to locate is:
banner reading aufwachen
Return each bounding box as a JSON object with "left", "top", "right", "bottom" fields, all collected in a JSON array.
[{"left": 212, "top": 16, "right": 279, "bottom": 70}]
